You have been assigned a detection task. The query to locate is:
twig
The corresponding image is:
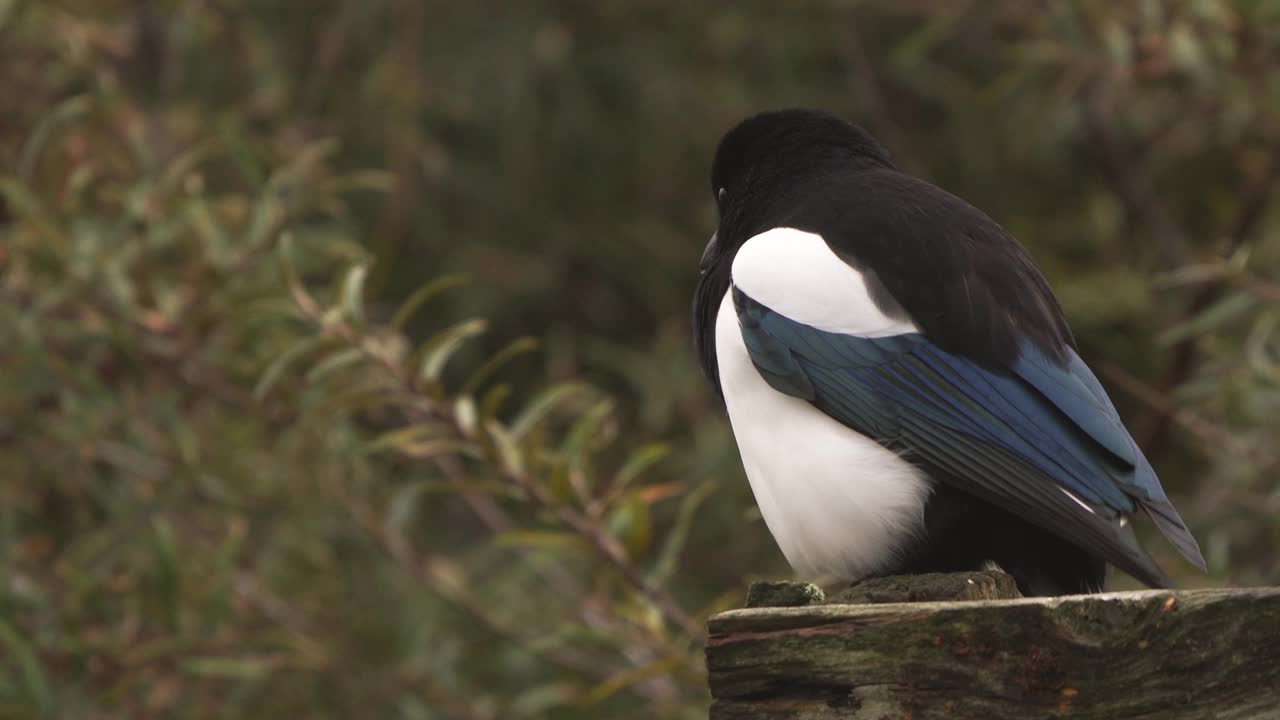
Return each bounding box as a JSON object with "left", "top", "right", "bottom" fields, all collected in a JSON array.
[
  {"left": 1130, "top": 145, "right": 1280, "bottom": 450},
  {"left": 289, "top": 278, "right": 705, "bottom": 642},
  {"left": 837, "top": 18, "right": 926, "bottom": 177},
  {"left": 1081, "top": 85, "right": 1189, "bottom": 269},
  {"left": 1100, "top": 364, "right": 1239, "bottom": 455}
]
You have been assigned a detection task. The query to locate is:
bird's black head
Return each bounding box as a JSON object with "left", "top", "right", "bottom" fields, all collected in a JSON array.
[
  {"left": 711, "top": 109, "right": 892, "bottom": 209},
  {"left": 694, "top": 109, "right": 893, "bottom": 394}
]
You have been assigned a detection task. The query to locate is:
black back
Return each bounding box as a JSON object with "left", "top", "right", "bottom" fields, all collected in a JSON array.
[{"left": 695, "top": 109, "right": 1075, "bottom": 395}]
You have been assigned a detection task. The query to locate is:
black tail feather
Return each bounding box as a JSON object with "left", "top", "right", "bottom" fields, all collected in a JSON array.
[{"left": 1143, "top": 498, "right": 1207, "bottom": 572}]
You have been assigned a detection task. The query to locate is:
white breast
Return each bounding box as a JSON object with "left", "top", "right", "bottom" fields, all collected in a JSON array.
[{"left": 715, "top": 227, "right": 931, "bottom": 581}]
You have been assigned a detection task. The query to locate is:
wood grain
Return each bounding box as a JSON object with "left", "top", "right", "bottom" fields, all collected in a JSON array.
[{"left": 707, "top": 583, "right": 1280, "bottom": 719}]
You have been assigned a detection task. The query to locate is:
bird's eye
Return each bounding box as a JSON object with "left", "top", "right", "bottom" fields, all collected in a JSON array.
[{"left": 717, "top": 187, "right": 727, "bottom": 206}]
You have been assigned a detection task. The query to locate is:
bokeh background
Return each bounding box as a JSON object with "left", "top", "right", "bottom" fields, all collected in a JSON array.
[{"left": 3, "top": 1, "right": 1279, "bottom": 718}]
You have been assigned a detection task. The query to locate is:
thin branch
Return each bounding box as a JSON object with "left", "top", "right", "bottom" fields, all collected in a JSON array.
[
  {"left": 837, "top": 19, "right": 926, "bottom": 177},
  {"left": 1130, "top": 144, "right": 1280, "bottom": 450},
  {"left": 1081, "top": 85, "right": 1190, "bottom": 269},
  {"left": 289, "top": 276, "right": 705, "bottom": 642},
  {"left": 1100, "top": 364, "right": 1238, "bottom": 454}
]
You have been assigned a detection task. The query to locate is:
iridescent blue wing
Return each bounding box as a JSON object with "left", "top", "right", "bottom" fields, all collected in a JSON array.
[{"left": 733, "top": 287, "right": 1205, "bottom": 586}]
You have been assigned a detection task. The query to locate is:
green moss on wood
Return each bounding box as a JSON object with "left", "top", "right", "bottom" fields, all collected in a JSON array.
[
  {"left": 828, "top": 571, "right": 1022, "bottom": 604},
  {"left": 745, "top": 580, "right": 826, "bottom": 608}
]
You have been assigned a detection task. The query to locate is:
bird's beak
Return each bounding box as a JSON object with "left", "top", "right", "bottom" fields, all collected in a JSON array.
[{"left": 700, "top": 231, "right": 718, "bottom": 274}]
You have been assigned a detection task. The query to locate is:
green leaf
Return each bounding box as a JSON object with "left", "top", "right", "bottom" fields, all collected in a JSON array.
[
  {"left": 338, "top": 264, "right": 369, "bottom": 324},
  {"left": 391, "top": 274, "right": 470, "bottom": 330},
  {"left": 485, "top": 419, "right": 525, "bottom": 476},
  {"left": 306, "top": 383, "right": 400, "bottom": 423},
  {"left": 182, "top": 656, "right": 276, "bottom": 679},
  {"left": 369, "top": 434, "right": 480, "bottom": 460},
  {"left": 480, "top": 383, "right": 512, "bottom": 420},
  {"left": 1158, "top": 292, "right": 1258, "bottom": 345},
  {"left": 612, "top": 443, "right": 670, "bottom": 495},
  {"left": 150, "top": 519, "right": 181, "bottom": 631},
  {"left": 365, "top": 424, "right": 450, "bottom": 454},
  {"left": 509, "top": 382, "right": 594, "bottom": 439},
  {"left": 20, "top": 94, "right": 92, "bottom": 180},
  {"left": 253, "top": 336, "right": 325, "bottom": 402},
  {"left": 605, "top": 496, "right": 651, "bottom": 559},
  {"left": 323, "top": 169, "right": 397, "bottom": 194},
  {"left": 1246, "top": 311, "right": 1280, "bottom": 383},
  {"left": 562, "top": 399, "right": 615, "bottom": 458},
  {"left": 385, "top": 481, "right": 432, "bottom": 552},
  {"left": 651, "top": 481, "right": 717, "bottom": 583},
  {"left": 418, "top": 319, "right": 487, "bottom": 383},
  {"left": 455, "top": 396, "right": 478, "bottom": 436},
  {"left": 277, "top": 232, "right": 317, "bottom": 314},
  {"left": 0, "top": 620, "right": 52, "bottom": 715},
  {"left": 305, "top": 347, "right": 364, "bottom": 383},
  {"left": 460, "top": 336, "right": 538, "bottom": 394}
]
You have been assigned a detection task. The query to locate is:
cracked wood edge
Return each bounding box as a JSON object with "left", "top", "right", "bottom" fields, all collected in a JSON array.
[{"left": 706, "top": 587, "right": 1280, "bottom": 720}]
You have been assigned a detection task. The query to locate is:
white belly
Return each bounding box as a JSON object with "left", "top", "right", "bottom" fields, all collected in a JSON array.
[{"left": 714, "top": 227, "right": 932, "bottom": 580}]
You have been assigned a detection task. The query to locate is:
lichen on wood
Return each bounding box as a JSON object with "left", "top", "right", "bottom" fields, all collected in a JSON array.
[{"left": 707, "top": 577, "right": 1280, "bottom": 719}]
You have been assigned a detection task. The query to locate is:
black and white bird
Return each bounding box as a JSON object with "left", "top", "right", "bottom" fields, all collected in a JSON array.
[{"left": 693, "top": 109, "right": 1206, "bottom": 596}]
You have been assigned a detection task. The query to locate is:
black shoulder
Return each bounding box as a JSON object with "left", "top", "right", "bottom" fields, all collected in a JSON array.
[{"left": 779, "top": 169, "right": 1075, "bottom": 367}]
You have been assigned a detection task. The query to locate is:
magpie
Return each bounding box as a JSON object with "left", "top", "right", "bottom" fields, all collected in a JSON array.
[{"left": 693, "top": 109, "right": 1206, "bottom": 596}]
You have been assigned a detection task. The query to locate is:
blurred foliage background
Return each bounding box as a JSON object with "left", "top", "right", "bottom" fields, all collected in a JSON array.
[{"left": 2, "top": 0, "right": 1279, "bottom": 718}]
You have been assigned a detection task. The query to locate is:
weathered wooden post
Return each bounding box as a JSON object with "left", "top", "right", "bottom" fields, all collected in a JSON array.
[{"left": 705, "top": 572, "right": 1280, "bottom": 719}]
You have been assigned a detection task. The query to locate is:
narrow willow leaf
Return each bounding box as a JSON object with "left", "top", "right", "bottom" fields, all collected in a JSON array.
[
  {"left": 150, "top": 519, "right": 181, "bottom": 631},
  {"left": 509, "top": 382, "right": 593, "bottom": 439},
  {"left": 305, "top": 347, "right": 364, "bottom": 383},
  {"left": 480, "top": 384, "right": 512, "bottom": 421},
  {"left": 276, "top": 233, "right": 316, "bottom": 313},
  {"left": 364, "top": 424, "right": 450, "bottom": 454},
  {"left": 629, "top": 482, "right": 686, "bottom": 505},
  {"left": 186, "top": 195, "right": 232, "bottom": 266},
  {"left": 460, "top": 336, "right": 538, "bottom": 394},
  {"left": 394, "top": 438, "right": 481, "bottom": 460},
  {"left": 418, "top": 318, "right": 487, "bottom": 382},
  {"left": 20, "top": 94, "right": 92, "bottom": 180},
  {"left": 181, "top": 656, "right": 276, "bottom": 679},
  {"left": 548, "top": 457, "right": 575, "bottom": 504},
  {"left": 307, "top": 384, "right": 400, "bottom": 423},
  {"left": 484, "top": 419, "right": 525, "bottom": 476},
  {"left": 605, "top": 496, "right": 651, "bottom": 560},
  {"left": 0, "top": 177, "right": 60, "bottom": 241},
  {"left": 385, "top": 481, "right": 433, "bottom": 551},
  {"left": 562, "top": 399, "right": 615, "bottom": 458},
  {"left": 651, "top": 480, "right": 717, "bottom": 583},
  {"left": 1246, "top": 311, "right": 1280, "bottom": 383},
  {"left": 323, "top": 169, "right": 397, "bottom": 194},
  {"left": 253, "top": 336, "right": 324, "bottom": 401},
  {"left": 338, "top": 264, "right": 369, "bottom": 324},
  {"left": 246, "top": 192, "right": 285, "bottom": 250},
  {"left": 1153, "top": 260, "right": 1232, "bottom": 289},
  {"left": 159, "top": 141, "right": 216, "bottom": 192},
  {"left": 455, "top": 396, "right": 478, "bottom": 437},
  {"left": 0, "top": 620, "right": 52, "bottom": 715},
  {"left": 612, "top": 443, "right": 670, "bottom": 495},
  {"left": 391, "top": 274, "right": 469, "bottom": 330},
  {"left": 1158, "top": 292, "right": 1257, "bottom": 345}
]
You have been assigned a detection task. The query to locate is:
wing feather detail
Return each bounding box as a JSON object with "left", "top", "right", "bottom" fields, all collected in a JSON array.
[{"left": 731, "top": 286, "right": 1206, "bottom": 584}]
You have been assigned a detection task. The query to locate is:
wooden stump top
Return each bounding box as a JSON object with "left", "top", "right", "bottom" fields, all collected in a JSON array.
[{"left": 707, "top": 577, "right": 1280, "bottom": 719}]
